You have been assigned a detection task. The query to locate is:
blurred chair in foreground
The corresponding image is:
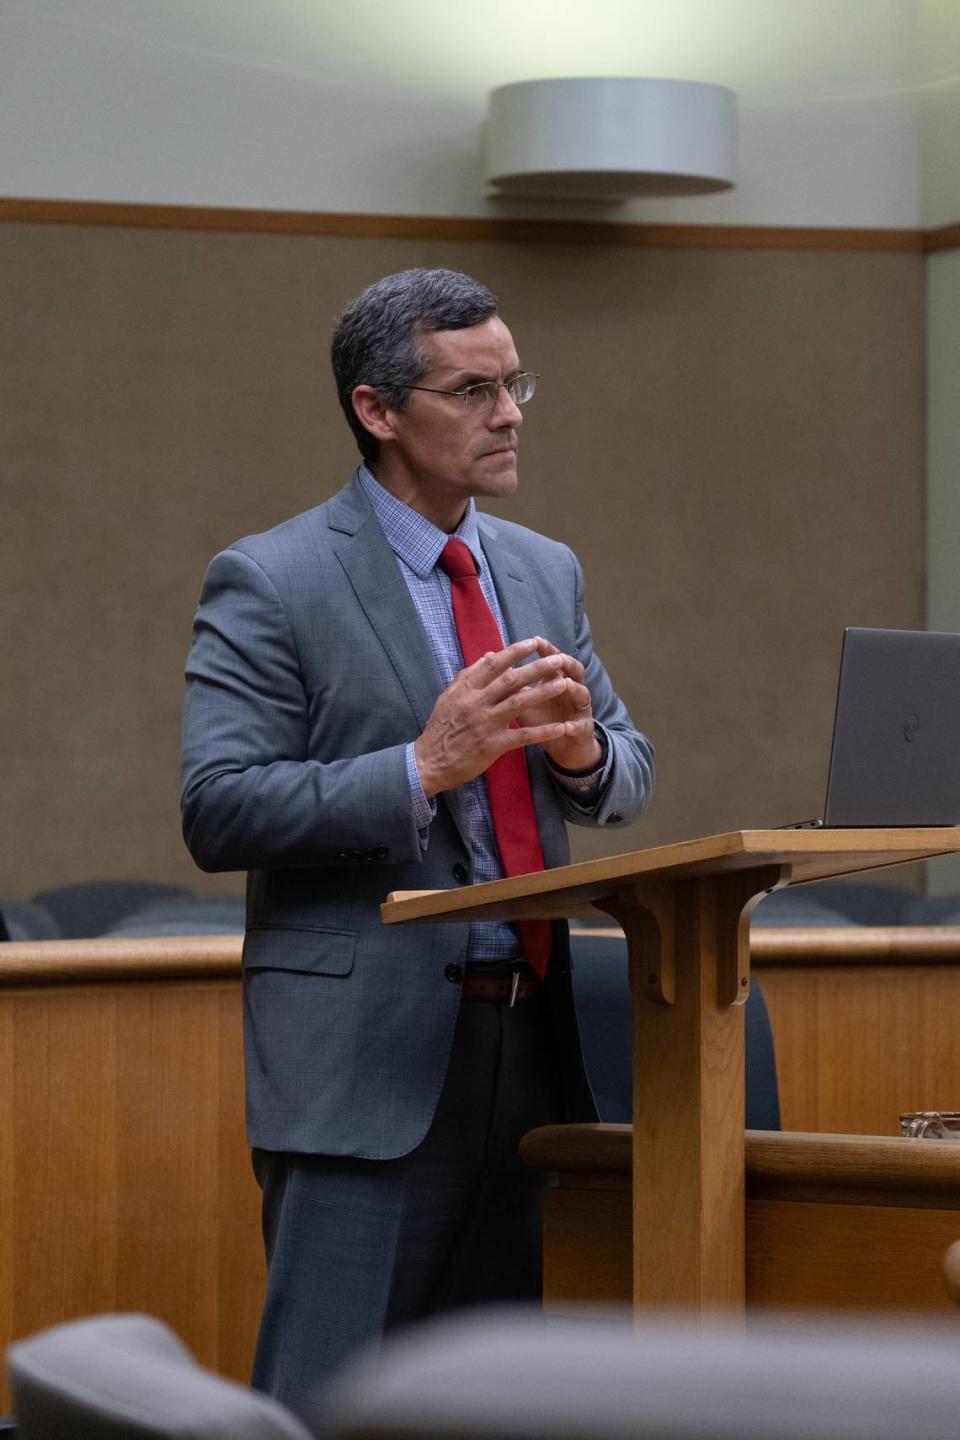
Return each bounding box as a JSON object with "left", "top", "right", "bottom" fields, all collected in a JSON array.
[
  {"left": 7, "top": 1313, "right": 312, "bottom": 1440},
  {"left": 11, "top": 1303, "right": 960, "bottom": 1440},
  {"left": 316, "top": 1305, "right": 960, "bottom": 1440}
]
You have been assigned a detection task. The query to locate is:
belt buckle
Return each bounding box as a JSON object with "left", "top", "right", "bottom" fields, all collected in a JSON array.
[{"left": 507, "top": 971, "right": 520, "bottom": 1008}]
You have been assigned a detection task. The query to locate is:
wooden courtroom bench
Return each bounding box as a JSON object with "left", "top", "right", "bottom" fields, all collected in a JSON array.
[{"left": 522, "top": 1125, "right": 960, "bottom": 1315}]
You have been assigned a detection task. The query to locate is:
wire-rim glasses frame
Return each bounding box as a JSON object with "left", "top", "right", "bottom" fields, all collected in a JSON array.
[{"left": 404, "top": 371, "right": 539, "bottom": 411}]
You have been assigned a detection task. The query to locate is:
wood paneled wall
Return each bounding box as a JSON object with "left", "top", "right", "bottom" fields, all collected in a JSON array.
[
  {"left": 758, "top": 960, "right": 960, "bottom": 1135},
  {"left": 0, "top": 947, "right": 261, "bottom": 1409}
]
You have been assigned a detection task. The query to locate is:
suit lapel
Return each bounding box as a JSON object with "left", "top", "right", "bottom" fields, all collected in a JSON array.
[
  {"left": 327, "top": 481, "right": 440, "bottom": 730},
  {"left": 477, "top": 514, "right": 549, "bottom": 646},
  {"left": 326, "top": 476, "right": 472, "bottom": 850}
]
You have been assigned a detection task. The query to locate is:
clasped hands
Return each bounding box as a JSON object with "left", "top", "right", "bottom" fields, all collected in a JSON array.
[{"left": 414, "top": 636, "right": 601, "bottom": 799}]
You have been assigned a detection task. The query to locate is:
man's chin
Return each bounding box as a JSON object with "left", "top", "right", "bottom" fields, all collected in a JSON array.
[
  {"left": 475, "top": 449, "right": 519, "bottom": 488},
  {"left": 476, "top": 467, "right": 519, "bottom": 499}
]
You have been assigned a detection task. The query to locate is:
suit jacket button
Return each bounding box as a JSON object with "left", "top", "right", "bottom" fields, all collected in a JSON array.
[
  {"left": 606, "top": 812, "right": 624, "bottom": 824},
  {"left": 375, "top": 845, "right": 389, "bottom": 860},
  {"left": 444, "top": 963, "right": 463, "bottom": 984},
  {"left": 452, "top": 863, "right": 469, "bottom": 883},
  {"left": 337, "top": 850, "right": 350, "bottom": 861}
]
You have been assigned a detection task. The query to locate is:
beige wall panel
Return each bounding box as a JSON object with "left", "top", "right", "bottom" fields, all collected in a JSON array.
[{"left": 0, "top": 224, "right": 924, "bottom": 896}]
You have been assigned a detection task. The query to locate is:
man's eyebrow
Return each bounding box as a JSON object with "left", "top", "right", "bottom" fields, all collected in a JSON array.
[{"left": 446, "top": 366, "right": 523, "bottom": 387}]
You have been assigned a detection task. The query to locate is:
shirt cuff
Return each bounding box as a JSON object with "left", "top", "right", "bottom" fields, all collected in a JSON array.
[
  {"left": 406, "top": 742, "right": 437, "bottom": 831},
  {"left": 544, "top": 723, "right": 613, "bottom": 812}
]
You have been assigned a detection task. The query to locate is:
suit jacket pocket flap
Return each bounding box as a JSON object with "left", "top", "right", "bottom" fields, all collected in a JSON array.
[{"left": 243, "top": 926, "right": 356, "bottom": 976}]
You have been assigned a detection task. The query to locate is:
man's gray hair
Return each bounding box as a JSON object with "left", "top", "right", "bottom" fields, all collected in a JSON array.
[{"left": 331, "top": 268, "right": 498, "bottom": 462}]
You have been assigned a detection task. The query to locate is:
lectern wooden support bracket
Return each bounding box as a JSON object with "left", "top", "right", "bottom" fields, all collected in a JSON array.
[
  {"left": 715, "top": 863, "right": 791, "bottom": 1005},
  {"left": 594, "top": 884, "right": 677, "bottom": 1004},
  {"left": 595, "top": 864, "right": 790, "bottom": 1006}
]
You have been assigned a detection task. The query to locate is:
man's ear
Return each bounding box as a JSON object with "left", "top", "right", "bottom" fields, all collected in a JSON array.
[{"left": 351, "top": 385, "right": 397, "bottom": 444}]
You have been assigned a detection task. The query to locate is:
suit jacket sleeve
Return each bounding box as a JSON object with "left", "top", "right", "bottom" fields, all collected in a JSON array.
[
  {"left": 180, "top": 546, "right": 424, "bottom": 872},
  {"left": 540, "top": 548, "right": 654, "bottom": 829}
]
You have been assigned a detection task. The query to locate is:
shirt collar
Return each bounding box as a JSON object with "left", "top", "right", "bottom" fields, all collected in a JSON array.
[{"left": 358, "top": 465, "right": 483, "bottom": 579}]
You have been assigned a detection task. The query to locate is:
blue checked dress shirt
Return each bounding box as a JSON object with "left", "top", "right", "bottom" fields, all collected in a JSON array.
[{"left": 359, "top": 466, "right": 610, "bottom": 965}]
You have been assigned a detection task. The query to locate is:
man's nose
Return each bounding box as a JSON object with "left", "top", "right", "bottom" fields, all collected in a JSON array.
[{"left": 492, "top": 384, "right": 523, "bottom": 426}]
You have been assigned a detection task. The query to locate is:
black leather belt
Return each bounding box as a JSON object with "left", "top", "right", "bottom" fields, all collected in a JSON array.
[{"left": 460, "top": 971, "right": 542, "bottom": 1006}]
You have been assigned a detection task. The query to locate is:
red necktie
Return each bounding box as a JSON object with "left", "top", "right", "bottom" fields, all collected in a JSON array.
[{"left": 439, "top": 537, "right": 551, "bottom": 978}]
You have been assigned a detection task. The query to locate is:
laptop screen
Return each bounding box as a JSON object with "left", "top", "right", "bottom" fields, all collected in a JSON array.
[{"left": 822, "top": 627, "right": 960, "bottom": 827}]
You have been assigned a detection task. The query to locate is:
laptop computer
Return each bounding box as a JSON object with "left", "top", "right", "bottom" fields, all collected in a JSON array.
[{"left": 791, "top": 627, "right": 960, "bottom": 828}]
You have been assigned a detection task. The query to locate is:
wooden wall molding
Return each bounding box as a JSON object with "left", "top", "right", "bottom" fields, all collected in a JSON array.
[
  {"left": 1, "top": 195, "right": 950, "bottom": 253},
  {"left": 925, "top": 221, "right": 960, "bottom": 254}
]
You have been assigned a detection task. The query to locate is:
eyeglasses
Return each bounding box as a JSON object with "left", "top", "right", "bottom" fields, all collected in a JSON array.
[{"left": 405, "top": 371, "right": 539, "bottom": 411}]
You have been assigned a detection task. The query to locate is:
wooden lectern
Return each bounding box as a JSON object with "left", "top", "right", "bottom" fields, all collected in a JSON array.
[{"left": 382, "top": 829, "right": 960, "bottom": 1311}]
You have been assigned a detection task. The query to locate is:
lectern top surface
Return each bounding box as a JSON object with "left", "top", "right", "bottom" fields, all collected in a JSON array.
[{"left": 381, "top": 827, "right": 960, "bottom": 925}]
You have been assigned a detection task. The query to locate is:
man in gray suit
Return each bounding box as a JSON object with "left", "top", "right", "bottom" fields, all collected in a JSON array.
[{"left": 181, "top": 268, "right": 653, "bottom": 1414}]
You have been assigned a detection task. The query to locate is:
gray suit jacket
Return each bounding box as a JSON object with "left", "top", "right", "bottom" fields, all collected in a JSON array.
[{"left": 181, "top": 472, "right": 653, "bottom": 1159}]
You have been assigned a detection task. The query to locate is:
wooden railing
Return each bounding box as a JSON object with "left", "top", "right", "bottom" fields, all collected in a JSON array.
[
  {"left": 3, "top": 925, "right": 960, "bottom": 1404},
  {"left": 6, "top": 922, "right": 960, "bottom": 978},
  {"left": 0, "top": 934, "right": 241, "bottom": 983},
  {"left": 752, "top": 925, "right": 960, "bottom": 965}
]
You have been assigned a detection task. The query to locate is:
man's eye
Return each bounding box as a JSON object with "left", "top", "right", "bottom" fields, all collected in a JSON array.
[{"left": 462, "top": 383, "right": 496, "bottom": 406}]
